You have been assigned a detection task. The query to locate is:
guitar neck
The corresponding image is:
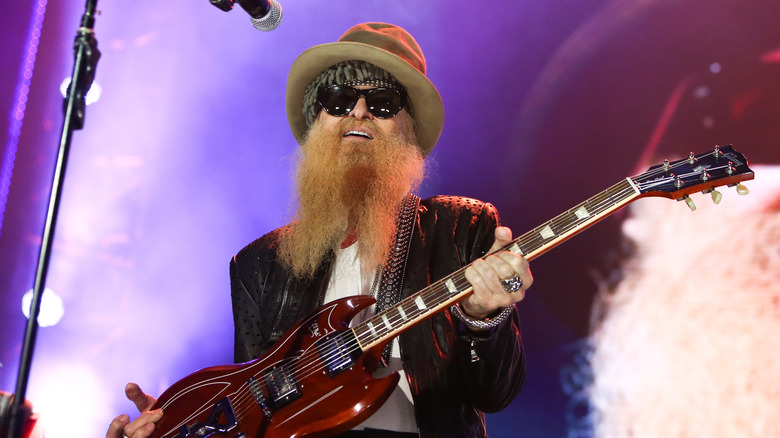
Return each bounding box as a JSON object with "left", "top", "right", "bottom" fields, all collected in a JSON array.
[{"left": 353, "top": 177, "right": 641, "bottom": 351}]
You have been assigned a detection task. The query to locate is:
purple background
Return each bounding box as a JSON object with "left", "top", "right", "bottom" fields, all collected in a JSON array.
[{"left": 2, "top": 0, "right": 779, "bottom": 436}]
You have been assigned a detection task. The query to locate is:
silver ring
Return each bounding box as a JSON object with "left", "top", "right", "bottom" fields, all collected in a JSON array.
[{"left": 501, "top": 275, "right": 523, "bottom": 293}]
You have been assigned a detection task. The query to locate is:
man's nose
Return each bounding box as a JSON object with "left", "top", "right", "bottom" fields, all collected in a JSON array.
[{"left": 348, "top": 97, "right": 374, "bottom": 119}]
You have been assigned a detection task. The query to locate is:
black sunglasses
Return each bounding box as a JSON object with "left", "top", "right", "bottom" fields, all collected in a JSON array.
[{"left": 316, "top": 85, "right": 408, "bottom": 119}]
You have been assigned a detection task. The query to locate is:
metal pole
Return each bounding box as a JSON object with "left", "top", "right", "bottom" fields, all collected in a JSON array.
[{"left": 4, "top": 1, "right": 100, "bottom": 437}]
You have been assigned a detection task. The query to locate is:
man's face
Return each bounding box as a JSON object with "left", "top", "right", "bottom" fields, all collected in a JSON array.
[{"left": 313, "top": 85, "right": 417, "bottom": 150}]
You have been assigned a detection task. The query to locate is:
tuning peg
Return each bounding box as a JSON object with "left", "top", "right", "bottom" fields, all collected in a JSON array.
[
  {"left": 710, "top": 189, "right": 723, "bottom": 204},
  {"left": 736, "top": 183, "right": 749, "bottom": 195},
  {"left": 683, "top": 195, "right": 696, "bottom": 211}
]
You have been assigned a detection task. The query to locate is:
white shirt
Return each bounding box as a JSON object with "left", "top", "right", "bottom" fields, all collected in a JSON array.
[{"left": 322, "top": 243, "right": 417, "bottom": 433}]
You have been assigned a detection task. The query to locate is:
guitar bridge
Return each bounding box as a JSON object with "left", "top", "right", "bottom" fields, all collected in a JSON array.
[{"left": 263, "top": 362, "right": 301, "bottom": 409}]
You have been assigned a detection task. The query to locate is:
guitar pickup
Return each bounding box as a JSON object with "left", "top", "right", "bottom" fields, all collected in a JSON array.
[{"left": 317, "top": 330, "right": 361, "bottom": 377}]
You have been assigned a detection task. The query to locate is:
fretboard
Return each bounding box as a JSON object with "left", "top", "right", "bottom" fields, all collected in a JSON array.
[{"left": 352, "top": 178, "right": 641, "bottom": 351}]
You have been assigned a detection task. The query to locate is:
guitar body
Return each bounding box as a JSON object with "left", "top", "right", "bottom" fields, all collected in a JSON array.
[{"left": 149, "top": 295, "right": 398, "bottom": 438}]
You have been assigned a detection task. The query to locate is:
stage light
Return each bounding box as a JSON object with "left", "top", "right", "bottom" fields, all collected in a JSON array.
[
  {"left": 709, "top": 62, "right": 722, "bottom": 73},
  {"left": 693, "top": 85, "right": 710, "bottom": 99},
  {"left": 21, "top": 288, "right": 64, "bottom": 327},
  {"left": 58, "top": 77, "right": 102, "bottom": 105},
  {"left": 29, "top": 362, "right": 109, "bottom": 438}
]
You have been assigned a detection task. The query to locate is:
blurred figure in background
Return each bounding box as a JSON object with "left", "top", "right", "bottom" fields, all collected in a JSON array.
[{"left": 590, "top": 165, "right": 780, "bottom": 436}]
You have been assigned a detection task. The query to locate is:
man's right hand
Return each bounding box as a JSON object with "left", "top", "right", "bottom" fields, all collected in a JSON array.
[{"left": 106, "top": 383, "right": 163, "bottom": 438}]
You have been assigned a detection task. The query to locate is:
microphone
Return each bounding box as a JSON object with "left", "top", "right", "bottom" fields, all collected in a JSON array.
[{"left": 209, "top": 0, "right": 283, "bottom": 31}]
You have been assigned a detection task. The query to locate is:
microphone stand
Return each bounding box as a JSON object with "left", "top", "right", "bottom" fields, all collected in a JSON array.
[{"left": 4, "top": 1, "right": 100, "bottom": 437}]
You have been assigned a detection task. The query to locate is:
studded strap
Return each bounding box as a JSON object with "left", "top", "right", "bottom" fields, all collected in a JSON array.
[{"left": 373, "top": 193, "right": 420, "bottom": 365}]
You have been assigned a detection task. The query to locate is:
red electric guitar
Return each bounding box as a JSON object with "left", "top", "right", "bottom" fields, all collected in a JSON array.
[{"left": 147, "top": 145, "right": 753, "bottom": 438}]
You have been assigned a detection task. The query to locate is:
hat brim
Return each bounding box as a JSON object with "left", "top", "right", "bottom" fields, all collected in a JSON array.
[{"left": 286, "top": 41, "right": 444, "bottom": 157}]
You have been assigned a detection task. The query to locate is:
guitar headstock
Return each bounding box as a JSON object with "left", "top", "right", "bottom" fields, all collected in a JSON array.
[{"left": 632, "top": 145, "right": 754, "bottom": 205}]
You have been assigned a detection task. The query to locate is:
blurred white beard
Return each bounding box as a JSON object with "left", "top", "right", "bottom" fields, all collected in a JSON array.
[{"left": 589, "top": 165, "right": 780, "bottom": 437}]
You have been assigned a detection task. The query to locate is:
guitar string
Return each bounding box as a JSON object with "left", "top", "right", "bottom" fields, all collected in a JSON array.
[
  {"left": 231, "top": 355, "right": 311, "bottom": 422},
  {"left": 298, "top": 154, "right": 714, "bottom": 378},
  {"left": 284, "top": 180, "right": 640, "bottom": 380},
  {"left": 226, "top": 178, "right": 641, "bottom": 420},
  {"left": 189, "top": 153, "right": 731, "bottom": 425},
  {"left": 281, "top": 181, "right": 640, "bottom": 387},
  {"left": 226, "top": 152, "right": 729, "bottom": 419},
  {"left": 230, "top": 158, "right": 725, "bottom": 421},
  {"left": 244, "top": 177, "right": 644, "bottom": 403},
  {"left": 632, "top": 150, "right": 732, "bottom": 188},
  {"left": 223, "top": 380, "right": 255, "bottom": 425}
]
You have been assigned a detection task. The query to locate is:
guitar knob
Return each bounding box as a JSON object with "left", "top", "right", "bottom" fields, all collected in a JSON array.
[
  {"left": 683, "top": 195, "right": 696, "bottom": 211},
  {"left": 736, "top": 183, "right": 749, "bottom": 195},
  {"left": 710, "top": 189, "right": 723, "bottom": 204}
]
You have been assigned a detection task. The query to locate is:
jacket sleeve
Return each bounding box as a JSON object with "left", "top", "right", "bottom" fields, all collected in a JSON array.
[
  {"left": 230, "top": 227, "right": 330, "bottom": 364},
  {"left": 230, "top": 254, "right": 269, "bottom": 363},
  {"left": 229, "top": 229, "right": 285, "bottom": 364},
  {"left": 451, "top": 200, "right": 526, "bottom": 413}
]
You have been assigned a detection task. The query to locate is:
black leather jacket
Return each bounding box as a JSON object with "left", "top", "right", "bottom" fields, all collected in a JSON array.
[{"left": 230, "top": 196, "right": 525, "bottom": 438}]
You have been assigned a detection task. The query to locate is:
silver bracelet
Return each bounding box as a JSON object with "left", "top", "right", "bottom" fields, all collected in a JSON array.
[{"left": 450, "top": 303, "right": 514, "bottom": 330}]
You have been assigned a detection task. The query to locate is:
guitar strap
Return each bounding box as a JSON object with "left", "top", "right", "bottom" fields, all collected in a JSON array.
[{"left": 373, "top": 192, "right": 420, "bottom": 366}]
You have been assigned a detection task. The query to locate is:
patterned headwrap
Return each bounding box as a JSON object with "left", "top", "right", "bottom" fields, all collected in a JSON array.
[{"left": 301, "top": 60, "right": 414, "bottom": 127}]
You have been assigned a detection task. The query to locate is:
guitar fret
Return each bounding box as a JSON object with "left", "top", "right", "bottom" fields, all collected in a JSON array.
[
  {"left": 516, "top": 239, "right": 534, "bottom": 256},
  {"left": 403, "top": 300, "right": 420, "bottom": 320},
  {"left": 551, "top": 213, "right": 577, "bottom": 235},
  {"left": 589, "top": 192, "right": 612, "bottom": 214},
  {"left": 414, "top": 295, "right": 427, "bottom": 310},
  {"left": 453, "top": 274, "right": 471, "bottom": 291},
  {"left": 387, "top": 307, "right": 406, "bottom": 329},
  {"left": 516, "top": 231, "right": 541, "bottom": 255},
  {"left": 605, "top": 182, "right": 631, "bottom": 205},
  {"left": 526, "top": 230, "right": 546, "bottom": 247}
]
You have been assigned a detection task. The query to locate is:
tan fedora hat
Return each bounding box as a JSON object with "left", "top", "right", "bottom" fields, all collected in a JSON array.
[{"left": 286, "top": 22, "right": 444, "bottom": 156}]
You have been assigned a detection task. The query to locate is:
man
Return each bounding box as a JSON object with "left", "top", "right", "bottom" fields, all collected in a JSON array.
[{"left": 107, "top": 22, "right": 531, "bottom": 438}]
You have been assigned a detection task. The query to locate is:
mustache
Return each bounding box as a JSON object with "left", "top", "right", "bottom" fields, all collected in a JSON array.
[{"left": 336, "top": 117, "right": 381, "bottom": 136}]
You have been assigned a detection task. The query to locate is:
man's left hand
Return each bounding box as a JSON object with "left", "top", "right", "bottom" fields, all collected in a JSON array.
[{"left": 462, "top": 226, "right": 532, "bottom": 319}]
